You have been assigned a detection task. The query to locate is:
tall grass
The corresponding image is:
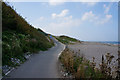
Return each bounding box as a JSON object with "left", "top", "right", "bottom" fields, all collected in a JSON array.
[
  {"left": 59, "top": 48, "right": 103, "bottom": 78},
  {"left": 59, "top": 48, "right": 119, "bottom": 79}
]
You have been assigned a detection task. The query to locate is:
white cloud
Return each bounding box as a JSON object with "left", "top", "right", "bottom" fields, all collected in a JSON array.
[
  {"left": 81, "top": 11, "right": 112, "bottom": 25},
  {"left": 82, "top": 2, "right": 97, "bottom": 6},
  {"left": 34, "top": 16, "right": 45, "bottom": 23},
  {"left": 52, "top": 9, "right": 69, "bottom": 19},
  {"left": 87, "top": 2, "right": 96, "bottom": 6},
  {"left": 33, "top": 9, "right": 113, "bottom": 36},
  {"left": 49, "top": 0, "right": 98, "bottom": 6},
  {"left": 106, "top": 14, "right": 112, "bottom": 18},
  {"left": 43, "top": 9, "right": 81, "bottom": 35},
  {"left": 97, "top": 14, "right": 112, "bottom": 24},
  {"left": 103, "top": 3, "right": 113, "bottom": 14},
  {"left": 32, "top": 16, "right": 46, "bottom": 28},
  {"left": 51, "top": 13, "right": 57, "bottom": 19},
  {"left": 82, "top": 11, "right": 98, "bottom": 21},
  {"left": 49, "top": 2, "right": 64, "bottom": 6},
  {"left": 52, "top": 18, "right": 80, "bottom": 28},
  {"left": 38, "top": 16, "right": 45, "bottom": 21},
  {"left": 43, "top": 18, "right": 81, "bottom": 35},
  {"left": 49, "top": 0, "right": 66, "bottom": 6},
  {"left": 103, "top": 4, "right": 110, "bottom": 14}
]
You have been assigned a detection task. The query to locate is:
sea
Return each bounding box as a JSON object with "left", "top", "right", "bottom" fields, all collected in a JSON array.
[
  {"left": 98, "top": 41, "right": 120, "bottom": 45},
  {"left": 87, "top": 41, "right": 120, "bottom": 45}
]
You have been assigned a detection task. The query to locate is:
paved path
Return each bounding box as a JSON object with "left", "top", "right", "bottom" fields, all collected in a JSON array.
[{"left": 6, "top": 38, "right": 65, "bottom": 78}]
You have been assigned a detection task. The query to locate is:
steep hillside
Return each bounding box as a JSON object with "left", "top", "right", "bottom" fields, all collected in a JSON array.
[{"left": 2, "top": 2, "right": 54, "bottom": 69}]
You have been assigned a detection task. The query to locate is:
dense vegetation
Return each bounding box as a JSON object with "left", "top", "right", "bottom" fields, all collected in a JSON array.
[
  {"left": 55, "top": 35, "right": 80, "bottom": 44},
  {"left": 2, "top": 2, "right": 54, "bottom": 67}
]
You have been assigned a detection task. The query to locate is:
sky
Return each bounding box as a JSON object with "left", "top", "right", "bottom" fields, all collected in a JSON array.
[{"left": 8, "top": 2, "right": 118, "bottom": 41}]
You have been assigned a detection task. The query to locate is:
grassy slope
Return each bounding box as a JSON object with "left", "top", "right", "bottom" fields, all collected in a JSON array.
[
  {"left": 2, "top": 2, "right": 54, "bottom": 67},
  {"left": 55, "top": 35, "right": 80, "bottom": 44}
]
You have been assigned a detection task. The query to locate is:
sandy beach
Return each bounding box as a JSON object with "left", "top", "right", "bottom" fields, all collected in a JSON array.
[{"left": 68, "top": 42, "right": 118, "bottom": 68}]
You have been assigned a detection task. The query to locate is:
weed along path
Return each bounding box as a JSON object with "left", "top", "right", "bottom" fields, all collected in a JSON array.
[{"left": 6, "top": 38, "right": 65, "bottom": 78}]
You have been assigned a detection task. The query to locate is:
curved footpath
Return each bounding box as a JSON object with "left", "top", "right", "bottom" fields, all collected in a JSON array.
[{"left": 5, "top": 38, "right": 65, "bottom": 78}]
